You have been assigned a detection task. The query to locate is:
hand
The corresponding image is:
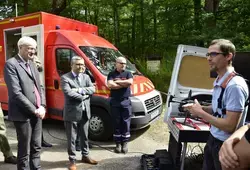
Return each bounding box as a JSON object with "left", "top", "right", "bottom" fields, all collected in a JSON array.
[
  {"left": 219, "top": 138, "right": 240, "bottom": 169},
  {"left": 183, "top": 99, "right": 203, "bottom": 117},
  {"left": 82, "top": 95, "right": 89, "bottom": 100},
  {"left": 35, "top": 106, "right": 46, "bottom": 119},
  {"left": 114, "top": 78, "right": 121, "bottom": 81},
  {"left": 182, "top": 103, "right": 194, "bottom": 111}
]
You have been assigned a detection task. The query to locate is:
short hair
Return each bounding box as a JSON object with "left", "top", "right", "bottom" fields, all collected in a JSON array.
[
  {"left": 116, "top": 57, "right": 126, "bottom": 63},
  {"left": 17, "top": 36, "right": 37, "bottom": 49},
  {"left": 71, "top": 56, "right": 84, "bottom": 65},
  {"left": 210, "top": 39, "right": 236, "bottom": 58}
]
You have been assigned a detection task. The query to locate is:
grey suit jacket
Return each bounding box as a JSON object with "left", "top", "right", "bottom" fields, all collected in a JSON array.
[
  {"left": 3, "top": 55, "right": 46, "bottom": 121},
  {"left": 61, "top": 72, "right": 95, "bottom": 121}
]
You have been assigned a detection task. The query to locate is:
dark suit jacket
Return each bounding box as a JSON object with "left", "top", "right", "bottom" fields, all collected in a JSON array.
[
  {"left": 4, "top": 55, "right": 46, "bottom": 121},
  {"left": 61, "top": 72, "right": 95, "bottom": 121}
]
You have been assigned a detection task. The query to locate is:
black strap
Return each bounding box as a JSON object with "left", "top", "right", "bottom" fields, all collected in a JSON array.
[
  {"left": 213, "top": 85, "right": 227, "bottom": 117},
  {"left": 245, "top": 96, "right": 250, "bottom": 107},
  {"left": 217, "top": 88, "right": 225, "bottom": 110},
  {"left": 213, "top": 72, "right": 249, "bottom": 118},
  {"left": 213, "top": 72, "right": 236, "bottom": 117},
  {"left": 213, "top": 112, "right": 222, "bottom": 118}
]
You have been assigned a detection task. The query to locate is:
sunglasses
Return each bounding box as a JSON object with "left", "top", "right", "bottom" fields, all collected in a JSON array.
[{"left": 206, "top": 52, "right": 225, "bottom": 58}]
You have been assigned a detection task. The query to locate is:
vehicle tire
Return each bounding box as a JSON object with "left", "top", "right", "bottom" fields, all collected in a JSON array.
[{"left": 89, "top": 107, "right": 113, "bottom": 141}]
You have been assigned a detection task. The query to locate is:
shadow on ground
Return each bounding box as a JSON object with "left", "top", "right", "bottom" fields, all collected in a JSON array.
[
  {"left": 42, "top": 118, "right": 150, "bottom": 143},
  {"left": 80, "top": 156, "right": 141, "bottom": 170}
]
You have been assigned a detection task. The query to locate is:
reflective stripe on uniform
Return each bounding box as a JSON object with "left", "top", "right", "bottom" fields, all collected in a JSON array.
[{"left": 121, "top": 134, "right": 130, "bottom": 138}]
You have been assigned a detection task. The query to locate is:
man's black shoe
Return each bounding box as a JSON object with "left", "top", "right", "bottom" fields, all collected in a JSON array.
[
  {"left": 4, "top": 156, "right": 17, "bottom": 164},
  {"left": 114, "top": 143, "right": 122, "bottom": 153},
  {"left": 42, "top": 140, "right": 53, "bottom": 147},
  {"left": 122, "top": 142, "right": 128, "bottom": 154}
]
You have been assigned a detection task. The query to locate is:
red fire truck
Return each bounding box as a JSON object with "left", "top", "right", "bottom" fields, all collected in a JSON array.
[{"left": 0, "top": 12, "right": 163, "bottom": 141}]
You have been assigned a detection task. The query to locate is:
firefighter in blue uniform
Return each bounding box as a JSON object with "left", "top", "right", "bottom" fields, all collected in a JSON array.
[{"left": 107, "top": 57, "right": 133, "bottom": 154}]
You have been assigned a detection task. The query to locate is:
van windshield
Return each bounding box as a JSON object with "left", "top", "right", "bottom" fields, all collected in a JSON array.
[{"left": 79, "top": 46, "right": 137, "bottom": 76}]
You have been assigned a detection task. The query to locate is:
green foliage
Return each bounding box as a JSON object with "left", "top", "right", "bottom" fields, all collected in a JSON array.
[
  {"left": 2, "top": 0, "right": 250, "bottom": 92},
  {"left": 131, "top": 53, "right": 175, "bottom": 97}
]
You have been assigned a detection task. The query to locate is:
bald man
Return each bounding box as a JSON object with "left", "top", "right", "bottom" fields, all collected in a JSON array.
[{"left": 107, "top": 57, "right": 133, "bottom": 154}]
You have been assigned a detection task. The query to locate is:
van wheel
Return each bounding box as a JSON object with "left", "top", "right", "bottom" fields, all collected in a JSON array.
[{"left": 89, "top": 108, "right": 113, "bottom": 141}]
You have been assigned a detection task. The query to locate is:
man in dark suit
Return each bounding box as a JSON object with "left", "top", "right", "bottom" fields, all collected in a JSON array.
[
  {"left": 61, "top": 56, "right": 97, "bottom": 170},
  {"left": 4, "top": 36, "right": 46, "bottom": 170},
  {"left": 31, "top": 54, "right": 52, "bottom": 148}
]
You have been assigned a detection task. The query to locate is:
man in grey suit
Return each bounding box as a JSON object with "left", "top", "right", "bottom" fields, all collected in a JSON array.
[
  {"left": 61, "top": 56, "right": 98, "bottom": 170},
  {"left": 4, "top": 36, "right": 46, "bottom": 170}
]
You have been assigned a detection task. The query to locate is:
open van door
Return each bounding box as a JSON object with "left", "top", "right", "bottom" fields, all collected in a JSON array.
[
  {"left": 21, "top": 25, "right": 45, "bottom": 86},
  {"left": 164, "top": 44, "right": 216, "bottom": 169},
  {"left": 164, "top": 45, "right": 215, "bottom": 122}
]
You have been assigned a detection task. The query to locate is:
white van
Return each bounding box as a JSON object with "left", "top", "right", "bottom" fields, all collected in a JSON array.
[
  {"left": 164, "top": 45, "right": 250, "bottom": 123},
  {"left": 164, "top": 44, "right": 214, "bottom": 122}
]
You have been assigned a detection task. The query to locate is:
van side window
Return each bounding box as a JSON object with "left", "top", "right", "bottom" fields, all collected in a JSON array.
[{"left": 56, "top": 48, "right": 77, "bottom": 75}]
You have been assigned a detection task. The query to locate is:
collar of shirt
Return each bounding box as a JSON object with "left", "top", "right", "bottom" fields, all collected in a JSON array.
[
  {"left": 213, "top": 70, "right": 233, "bottom": 87},
  {"left": 18, "top": 54, "right": 30, "bottom": 65},
  {"left": 115, "top": 69, "right": 125, "bottom": 73},
  {"left": 72, "top": 71, "right": 80, "bottom": 78}
]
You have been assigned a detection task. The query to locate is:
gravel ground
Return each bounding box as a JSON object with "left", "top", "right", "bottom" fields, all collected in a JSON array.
[
  {"left": 0, "top": 110, "right": 206, "bottom": 170},
  {"left": 0, "top": 113, "right": 172, "bottom": 170}
]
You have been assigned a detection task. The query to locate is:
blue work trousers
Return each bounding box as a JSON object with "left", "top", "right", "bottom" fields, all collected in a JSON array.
[{"left": 111, "top": 99, "right": 132, "bottom": 143}]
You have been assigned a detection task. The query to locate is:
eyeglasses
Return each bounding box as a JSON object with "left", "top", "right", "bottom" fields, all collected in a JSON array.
[
  {"left": 118, "top": 62, "right": 126, "bottom": 65},
  {"left": 75, "top": 63, "right": 85, "bottom": 67},
  {"left": 21, "top": 45, "right": 36, "bottom": 51},
  {"left": 206, "top": 52, "right": 225, "bottom": 58}
]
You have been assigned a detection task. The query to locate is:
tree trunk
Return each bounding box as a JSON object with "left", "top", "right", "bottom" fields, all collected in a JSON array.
[
  {"left": 194, "top": 0, "right": 204, "bottom": 46},
  {"left": 85, "top": 6, "right": 88, "bottom": 22},
  {"left": 126, "top": 31, "right": 131, "bottom": 58},
  {"left": 113, "top": 0, "right": 120, "bottom": 48},
  {"left": 51, "top": 0, "right": 67, "bottom": 15},
  {"left": 140, "top": 0, "right": 145, "bottom": 58},
  {"left": 94, "top": 8, "right": 98, "bottom": 25},
  {"left": 204, "top": 0, "right": 220, "bottom": 27},
  {"left": 193, "top": 0, "right": 201, "bottom": 30},
  {"left": 153, "top": 0, "right": 157, "bottom": 54},
  {"left": 131, "top": 9, "right": 136, "bottom": 59},
  {"left": 205, "top": 0, "right": 220, "bottom": 12},
  {"left": 23, "top": 0, "right": 28, "bottom": 14}
]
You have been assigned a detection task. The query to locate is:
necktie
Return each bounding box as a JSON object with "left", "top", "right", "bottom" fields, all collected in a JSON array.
[
  {"left": 76, "top": 75, "right": 85, "bottom": 111},
  {"left": 76, "top": 75, "right": 81, "bottom": 86},
  {"left": 26, "top": 63, "right": 41, "bottom": 107}
]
